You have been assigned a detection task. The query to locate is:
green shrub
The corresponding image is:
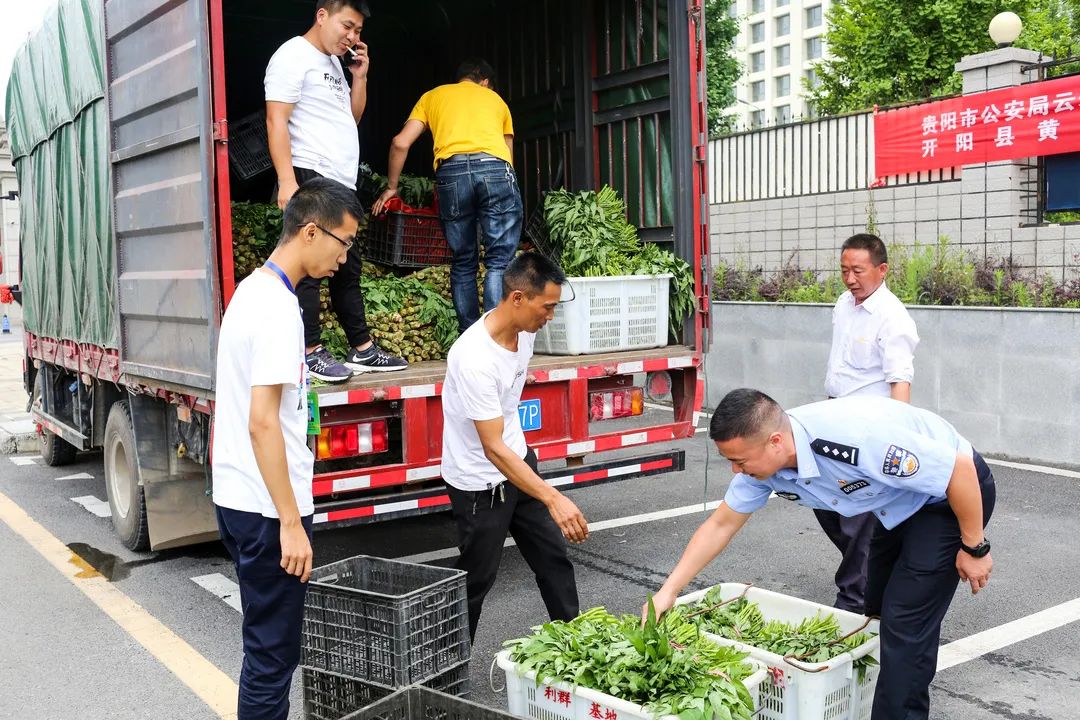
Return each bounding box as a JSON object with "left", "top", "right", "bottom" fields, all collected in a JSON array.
[{"left": 714, "top": 236, "right": 1080, "bottom": 309}]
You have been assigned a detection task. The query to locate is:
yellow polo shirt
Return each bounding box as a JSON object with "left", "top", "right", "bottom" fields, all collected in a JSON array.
[{"left": 408, "top": 81, "right": 514, "bottom": 169}]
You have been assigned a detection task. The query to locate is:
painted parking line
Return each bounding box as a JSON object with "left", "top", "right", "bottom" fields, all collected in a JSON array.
[
  {"left": 193, "top": 573, "right": 243, "bottom": 613},
  {"left": 9, "top": 456, "right": 37, "bottom": 466},
  {"left": 71, "top": 496, "right": 112, "bottom": 518},
  {"left": 0, "top": 489, "right": 238, "bottom": 718},
  {"left": 56, "top": 472, "right": 95, "bottom": 481},
  {"left": 984, "top": 458, "right": 1080, "bottom": 480},
  {"left": 398, "top": 500, "right": 724, "bottom": 565},
  {"left": 937, "top": 596, "right": 1080, "bottom": 671}
]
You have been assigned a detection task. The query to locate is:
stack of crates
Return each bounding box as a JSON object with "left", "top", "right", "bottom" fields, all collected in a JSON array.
[
  {"left": 340, "top": 686, "right": 518, "bottom": 720},
  {"left": 301, "top": 555, "right": 471, "bottom": 720}
]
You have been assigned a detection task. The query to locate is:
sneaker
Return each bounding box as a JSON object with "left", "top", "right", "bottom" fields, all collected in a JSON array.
[
  {"left": 306, "top": 346, "right": 353, "bottom": 384},
  {"left": 345, "top": 343, "right": 409, "bottom": 373}
]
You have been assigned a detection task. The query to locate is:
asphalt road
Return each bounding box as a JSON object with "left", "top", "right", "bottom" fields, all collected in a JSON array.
[{"left": 1, "top": 413, "right": 1078, "bottom": 719}]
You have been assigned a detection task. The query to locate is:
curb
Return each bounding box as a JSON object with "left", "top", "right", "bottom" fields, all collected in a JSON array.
[{"left": 0, "top": 417, "right": 37, "bottom": 455}]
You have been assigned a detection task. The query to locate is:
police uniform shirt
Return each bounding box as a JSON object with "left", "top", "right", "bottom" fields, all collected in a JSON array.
[
  {"left": 824, "top": 284, "right": 919, "bottom": 399},
  {"left": 723, "top": 396, "right": 973, "bottom": 529}
]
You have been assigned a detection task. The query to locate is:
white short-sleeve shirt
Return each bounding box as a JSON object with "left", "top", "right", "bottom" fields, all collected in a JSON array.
[
  {"left": 825, "top": 284, "right": 919, "bottom": 398},
  {"left": 441, "top": 314, "right": 534, "bottom": 491},
  {"left": 264, "top": 36, "right": 359, "bottom": 189},
  {"left": 211, "top": 270, "right": 314, "bottom": 518}
]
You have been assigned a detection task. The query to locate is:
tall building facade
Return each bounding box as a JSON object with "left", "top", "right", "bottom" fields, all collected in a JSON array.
[{"left": 726, "top": 0, "right": 831, "bottom": 130}]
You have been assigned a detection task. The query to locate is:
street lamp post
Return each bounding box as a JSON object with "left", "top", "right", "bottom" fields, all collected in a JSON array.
[{"left": 988, "top": 12, "right": 1023, "bottom": 48}]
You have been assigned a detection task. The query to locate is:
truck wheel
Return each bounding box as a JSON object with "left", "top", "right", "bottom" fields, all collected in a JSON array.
[
  {"left": 33, "top": 375, "right": 77, "bottom": 466},
  {"left": 103, "top": 402, "right": 149, "bottom": 551}
]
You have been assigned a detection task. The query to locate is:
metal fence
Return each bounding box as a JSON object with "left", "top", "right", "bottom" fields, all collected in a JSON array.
[{"left": 708, "top": 110, "right": 960, "bottom": 204}]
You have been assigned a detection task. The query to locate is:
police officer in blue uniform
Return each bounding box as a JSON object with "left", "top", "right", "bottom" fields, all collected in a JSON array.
[{"left": 648, "top": 389, "right": 995, "bottom": 720}]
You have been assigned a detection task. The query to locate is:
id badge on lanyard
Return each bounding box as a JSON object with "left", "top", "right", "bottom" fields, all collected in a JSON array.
[{"left": 266, "top": 261, "right": 321, "bottom": 436}]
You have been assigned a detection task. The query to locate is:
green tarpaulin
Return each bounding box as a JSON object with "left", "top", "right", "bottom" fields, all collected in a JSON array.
[{"left": 5, "top": 0, "right": 116, "bottom": 348}]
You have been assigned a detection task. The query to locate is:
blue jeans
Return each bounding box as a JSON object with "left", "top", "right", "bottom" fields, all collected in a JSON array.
[
  {"left": 435, "top": 153, "right": 523, "bottom": 332},
  {"left": 216, "top": 506, "right": 314, "bottom": 720}
]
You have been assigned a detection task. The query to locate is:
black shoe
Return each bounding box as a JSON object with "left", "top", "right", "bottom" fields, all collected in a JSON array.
[{"left": 344, "top": 343, "right": 409, "bottom": 373}]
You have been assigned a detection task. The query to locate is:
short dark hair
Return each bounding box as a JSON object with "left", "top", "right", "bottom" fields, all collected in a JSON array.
[
  {"left": 842, "top": 233, "right": 888, "bottom": 266},
  {"left": 279, "top": 177, "right": 363, "bottom": 247},
  {"left": 502, "top": 252, "right": 566, "bottom": 299},
  {"left": 317, "top": 0, "right": 371, "bottom": 18},
  {"left": 709, "top": 389, "right": 785, "bottom": 442},
  {"left": 455, "top": 58, "right": 496, "bottom": 84}
]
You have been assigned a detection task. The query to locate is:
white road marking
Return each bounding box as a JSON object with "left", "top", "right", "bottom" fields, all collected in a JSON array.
[
  {"left": 643, "top": 402, "right": 672, "bottom": 413},
  {"left": 192, "top": 573, "right": 243, "bottom": 613},
  {"left": 985, "top": 458, "right": 1080, "bottom": 480},
  {"left": 937, "top": 597, "right": 1080, "bottom": 671},
  {"left": 71, "top": 496, "right": 111, "bottom": 518},
  {"left": 398, "top": 500, "right": 723, "bottom": 565},
  {"left": 56, "top": 472, "right": 94, "bottom": 481},
  {"left": 10, "top": 456, "right": 36, "bottom": 466},
  {"left": 696, "top": 427, "right": 709, "bottom": 434}
]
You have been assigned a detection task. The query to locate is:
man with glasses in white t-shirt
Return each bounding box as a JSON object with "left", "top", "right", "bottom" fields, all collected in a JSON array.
[
  {"left": 265, "top": 0, "right": 406, "bottom": 383},
  {"left": 212, "top": 178, "right": 361, "bottom": 720}
]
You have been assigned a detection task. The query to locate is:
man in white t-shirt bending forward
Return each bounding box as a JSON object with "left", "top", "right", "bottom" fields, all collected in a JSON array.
[
  {"left": 441, "top": 252, "right": 589, "bottom": 641},
  {"left": 212, "top": 178, "right": 360, "bottom": 720}
]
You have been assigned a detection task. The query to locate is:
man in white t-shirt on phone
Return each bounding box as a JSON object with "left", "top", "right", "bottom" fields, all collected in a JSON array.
[
  {"left": 441, "top": 252, "right": 587, "bottom": 641},
  {"left": 265, "top": 0, "right": 406, "bottom": 383},
  {"left": 212, "top": 178, "right": 361, "bottom": 720}
]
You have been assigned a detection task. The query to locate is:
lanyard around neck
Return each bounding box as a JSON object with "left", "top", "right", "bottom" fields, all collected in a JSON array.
[{"left": 263, "top": 260, "right": 295, "bottom": 294}]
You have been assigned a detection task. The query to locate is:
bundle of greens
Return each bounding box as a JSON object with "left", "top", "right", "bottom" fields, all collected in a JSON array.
[
  {"left": 504, "top": 604, "right": 757, "bottom": 720},
  {"left": 688, "top": 589, "right": 878, "bottom": 681},
  {"left": 315, "top": 270, "right": 462, "bottom": 363},
  {"left": 230, "top": 202, "right": 283, "bottom": 281},
  {"left": 371, "top": 172, "right": 437, "bottom": 209},
  {"left": 542, "top": 186, "right": 694, "bottom": 332}
]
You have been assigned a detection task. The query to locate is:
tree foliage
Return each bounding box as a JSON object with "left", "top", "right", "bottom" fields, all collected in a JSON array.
[
  {"left": 808, "top": 0, "right": 1079, "bottom": 116},
  {"left": 704, "top": 0, "right": 742, "bottom": 136}
]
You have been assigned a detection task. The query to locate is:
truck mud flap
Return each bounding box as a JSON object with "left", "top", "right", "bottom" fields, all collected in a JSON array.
[{"left": 312, "top": 449, "right": 685, "bottom": 529}]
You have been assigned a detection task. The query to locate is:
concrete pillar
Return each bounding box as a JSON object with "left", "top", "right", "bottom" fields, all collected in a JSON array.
[{"left": 954, "top": 48, "right": 1042, "bottom": 241}]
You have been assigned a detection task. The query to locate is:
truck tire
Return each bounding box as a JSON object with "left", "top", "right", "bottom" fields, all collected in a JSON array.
[
  {"left": 33, "top": 375, "right": 77, "bottom": 467},
  {"left": 103, "top": 401, "right": 150, "bottom": 551}
]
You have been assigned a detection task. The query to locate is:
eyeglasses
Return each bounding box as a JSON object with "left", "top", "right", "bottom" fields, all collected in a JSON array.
[{"left": 306, "top": 222, "right": 354, "bottom": 251}]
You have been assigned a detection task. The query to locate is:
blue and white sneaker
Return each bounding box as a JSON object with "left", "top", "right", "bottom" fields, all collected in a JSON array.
[
  {"left": 344, "top": 343, "right": 409, "bottom": 373},
  {"left": 306, "top": 346, "right": 352, "bottom": 384}
]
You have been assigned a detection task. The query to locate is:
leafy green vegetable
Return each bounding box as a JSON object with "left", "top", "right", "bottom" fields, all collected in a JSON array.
[
  {"left": 688, "top": 589, "right": 878, "bottom": 681},
  {"left": 542, "top": 186, "right": 695, "bottom": 333},
  {"left": 504, "top": 603, "right": 756, "bottom": 720}
]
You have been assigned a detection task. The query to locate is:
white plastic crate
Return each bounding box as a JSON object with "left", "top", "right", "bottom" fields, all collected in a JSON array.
[
  {"left": 497, "top": 649, "right": 768, "bottom": 720},
  {"left": 534, "top": 274, "right": 672, "bottom": 355},
  {"left": 675, "top": 583, "right": 880, "bottom": 720}
]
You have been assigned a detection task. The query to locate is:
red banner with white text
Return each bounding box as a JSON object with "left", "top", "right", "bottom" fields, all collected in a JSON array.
[{"left": 874, "top": 75, "right": 1080, "bottom": 179}]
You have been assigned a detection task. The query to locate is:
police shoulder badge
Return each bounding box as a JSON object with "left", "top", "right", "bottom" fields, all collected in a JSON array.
[{"left": 883, "top": 445, "right": 920, "bottom": 477}]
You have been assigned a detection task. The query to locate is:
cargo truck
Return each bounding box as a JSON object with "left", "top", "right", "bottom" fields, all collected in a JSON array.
[{"left": 5, "top": 0, "right": 711, "bottom": 551}]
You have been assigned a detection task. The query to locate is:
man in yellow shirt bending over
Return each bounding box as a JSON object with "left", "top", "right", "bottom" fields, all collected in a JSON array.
[{"left": 373, "top": 59, "right": 521, "bottom": 333}]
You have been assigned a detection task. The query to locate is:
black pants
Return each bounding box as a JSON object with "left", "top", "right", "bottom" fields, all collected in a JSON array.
[
  {"left": 216, "top": 506, "right": 314, "bottom": 720},
  {"left": 813, "top": 509, "right": 876, "bottom": 613},
  {"left": 446, "top": 448, "right": 579, "bottom": 641},
  {"left": 865, "top": 451, "right": 996, "bottom": 720},
  {"left": 279, "top": 166, "right": 371, "bottom": 350}
]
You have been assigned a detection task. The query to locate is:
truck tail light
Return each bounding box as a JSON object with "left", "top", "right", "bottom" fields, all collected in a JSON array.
[
  {"left": 589, "top": 387, "right": 644, "bottom": 421},
  {"left": 317, "top": 419, "right": 389, "bottom": 460}
]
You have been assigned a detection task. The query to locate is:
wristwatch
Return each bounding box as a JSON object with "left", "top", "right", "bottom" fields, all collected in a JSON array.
[{"left": 961, "top": 539, "right": 991, "bottom": 558}]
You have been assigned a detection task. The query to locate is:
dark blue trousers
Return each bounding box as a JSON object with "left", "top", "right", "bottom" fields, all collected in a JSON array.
[
  {"left": 216, "top": 506, "right": 314, "bottom": 720},
  {"left": 864, "top": 452, "right": 996, "bottom": 720},
  {"left": 813, "top": 509, "right": 877, "bottom": 613}
]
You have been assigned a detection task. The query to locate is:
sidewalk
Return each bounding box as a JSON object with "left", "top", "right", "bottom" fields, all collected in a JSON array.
[{"left": 0, "top": 316, "right": 35, "bottom": 454}]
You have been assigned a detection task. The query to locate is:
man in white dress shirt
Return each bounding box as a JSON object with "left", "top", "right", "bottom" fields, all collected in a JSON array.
[{"left": 819, "top": 233, "right": 920, "bottom": 613}]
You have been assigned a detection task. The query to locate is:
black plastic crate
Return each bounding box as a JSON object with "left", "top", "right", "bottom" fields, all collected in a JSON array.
[
  {"left": 302, "top": 661, "right": 470, "bottom": 720},
  {"left": 363, "top": 212, "right": 452, "bottom": 268},
  {"left": 341, "top": 686, "right": 517, "bottom": 720},
  {"left": 227, "top": 110, "right": 273, "bottom": 180},
  {"left": 303, "top": 556, "right": 470, "bottom": 687}
]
